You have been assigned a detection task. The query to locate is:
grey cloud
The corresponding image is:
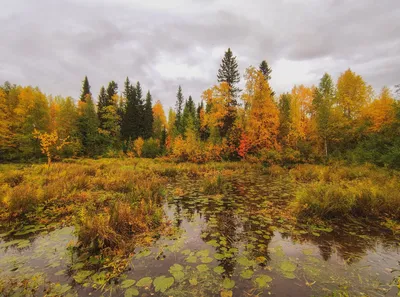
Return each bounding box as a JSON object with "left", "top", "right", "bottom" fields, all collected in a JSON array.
[{"left": 1, "top": 0, "right": 399, "bottom": 111}]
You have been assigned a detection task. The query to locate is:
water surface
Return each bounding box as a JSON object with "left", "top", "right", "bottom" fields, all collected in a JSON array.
[{"left": 1, "top": 171, "right": 399, "bottom": 296}]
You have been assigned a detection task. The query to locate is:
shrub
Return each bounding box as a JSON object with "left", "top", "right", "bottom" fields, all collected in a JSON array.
[
  {"left": 142, "top": 138, "right": 161, "bottom": 158},
  {"left": 290, "top": 164, "right": 321, "bottom": 182},
  {"left": 3, "top": 171, "right": 24, "bottom": 187},
  {"left": 77, "top": 210, "right": 120, "bottom": 251},
  {"left": 265, "top": 164, "right": 286, "bottom": 177},
  {"left": 7, "top": 184, "right": 40, "bottom": 215}
]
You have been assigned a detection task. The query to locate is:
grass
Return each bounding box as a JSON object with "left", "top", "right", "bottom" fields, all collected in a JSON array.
[
  {"left": 1, "top": 159, "right": 398, "bottom": 249},
  {"left": 202, "top": 174, "right": 227, "bottom": 195},
  {"left": 291, "top": 164, "right": 400, "bottom": 220}
]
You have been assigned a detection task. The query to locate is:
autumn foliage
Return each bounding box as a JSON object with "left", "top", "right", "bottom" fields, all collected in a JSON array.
[{"left": 0, "top": 50, "right": 399, "bottom": 168}]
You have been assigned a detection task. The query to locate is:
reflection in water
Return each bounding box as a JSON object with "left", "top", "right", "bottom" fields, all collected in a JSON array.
[{"left": 0, "top": 171, "right": 399, "bottom": 297}]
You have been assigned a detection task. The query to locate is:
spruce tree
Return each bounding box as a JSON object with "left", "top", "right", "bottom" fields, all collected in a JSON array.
[
  {"left": 106, "top": 81, "right": 118, "bottom": 106},
  {"left": 182, "top": 95, "right": 196, "bottom": 134},
  {"left": 121, "top": 77, "right": 138, "bottom": 141},
  {"left": 98, "top": 81, "right": 118, "bottom": 130},
  {"left": 174, "top": 86, "right": 184, "bottom": 135},
  {"left": 259, "top": 60, "right": 272, "bottom": 81},
  {"left": 97, "top": 86, "right": 107, "bottom": 126},
  {"left": 78, "top": 95, "right": 99, "bottom": 156},
  {"left": 135, "top": 81, "right": 145, "bottom": 137},
  {"left": 259, "top": 60, "right": 275, "bottom": 97},
  {"left": 217, "top": 48, "right": 240, "bottom": 98},
  {"left": 79, "top": 76, "right": 91, "bottom": 102},
  {"left": 143, "top": 91, "right": 153, "bottom": 139},
  {"left": 217, "top": 48, "right": 240, "bottom": 137}
]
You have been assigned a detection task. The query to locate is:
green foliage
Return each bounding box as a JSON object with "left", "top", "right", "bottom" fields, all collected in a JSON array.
[
  {"left": 293, "top": 165, "right": 400, "bottom": 219},
  {"left": 141, "top": 138, "right": 160, "bottom": 158},
  {"left": 143, "top": 91, "right": 153, "bottom": 139},
  {"left": 175, "top": 85, "right": 184, "bottom": 136},
  {"left": 79, "top": 76, "right": 91, "bottom": 102},
  {"left": 78, "top": 95, "right": 101, "bottom": 156}
]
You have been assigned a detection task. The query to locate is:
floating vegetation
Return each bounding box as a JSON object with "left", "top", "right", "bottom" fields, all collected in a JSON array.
[{"left": 0, "top": 160, "right": 399, "bottom": 296}]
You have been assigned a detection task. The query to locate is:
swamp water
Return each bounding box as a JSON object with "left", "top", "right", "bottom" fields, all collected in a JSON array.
[{"left": 1, "top": 172, "right": 399, "bottom": 296}]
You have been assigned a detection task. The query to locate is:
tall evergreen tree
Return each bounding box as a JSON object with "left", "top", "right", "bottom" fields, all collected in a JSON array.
[
  {"left": 121, "top": 77, "right": 138, "bottom": 141},
  {"left": 78, "top": 95, "right": 99, "bottom": 156},
  {"left": 217, "top": 48, "right": 240, "bottom": 137},
  {"left": 97, "top": 86, "right": 107, "bottom": 128},
  {"left": 135, "top": 81, "right": 145, "bottom": 137},
  {"left": 106, "top": 81, "right": 118, "bottom": 106},
  {"left": 143, "top": 91, "right": 153, "bottom": 139},
  {"left": 182, "top": 95, "right": 196, "bottom": 134},
  {"left": 98, "top": 81, "right": 118, "bottom": 130},
  {"left": 175, "top": 86, "right": 184, "bottom": 135},
  {"left": 79, "top": 76, "right": 91, "bottom": 102},
  {"left": 259, "top": 60, "right": 275, "bottom": 97},
  {"left": 259, "top": 61, "right": 272, "bottom": 81},
  {"left": 217, "top": 48, "right": 241, "bottom": 98}
]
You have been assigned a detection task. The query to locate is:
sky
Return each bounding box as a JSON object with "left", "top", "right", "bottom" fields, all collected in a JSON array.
[{"left": 1, "top": 0, "right": 399, "bottom": 109}]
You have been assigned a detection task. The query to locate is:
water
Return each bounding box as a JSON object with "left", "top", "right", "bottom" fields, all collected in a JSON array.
[{"left": 1, "top": 171, "right": 399, "bottom": 296}]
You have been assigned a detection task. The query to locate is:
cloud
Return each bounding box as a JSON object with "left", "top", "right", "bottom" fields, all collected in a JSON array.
[{"left": 1, "top": 0, "right": 399, "bottom": 110}]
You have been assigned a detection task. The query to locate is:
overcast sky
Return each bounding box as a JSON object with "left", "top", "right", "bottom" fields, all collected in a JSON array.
[{"left": 1, "top": 0, "right": 399, "bottom": 109}]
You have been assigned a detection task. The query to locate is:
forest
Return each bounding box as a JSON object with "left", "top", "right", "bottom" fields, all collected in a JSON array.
[
  {"left": 1, "top": 48, "right": 399, "bottom": 168},
  {"left": 0, "top": 48, "right": 399, "bottom": 297}
]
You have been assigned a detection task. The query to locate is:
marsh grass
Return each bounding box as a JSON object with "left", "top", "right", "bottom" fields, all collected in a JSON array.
[
  {"left": 292, "top": 164, "right": 400, "bottom": 220},
  {"left": 202, "top": 174, "right": 227, "bottom": 195}
]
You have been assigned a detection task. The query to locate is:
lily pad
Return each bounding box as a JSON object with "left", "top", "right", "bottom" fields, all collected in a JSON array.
[
  {"left": 50, "top": 284, "right": 71, "bottom": 295},
  {"left": 206, "top": 239, "right": 220, "bottom": 247},
  {"left": 121, "top": 279, "right": 136, "bottom": 289},
  {"left": 154, "top": 276, "right": 174, "bottom": 293},
  {"left": 237, "top": 256, "right": 256, "bottom": 267},
  {"left": 213, "top": 266, "right": 225, "bottom": 274},
  {"left": 254, "top": 275, "right": 272, "bottom": 288},
  {"left": 222, "top": 278, "right": 235, "bottom": 289},
  {"left": 135, "top": 249, "right": 151, "bottom": 259},
  {"left": 240, "top": 269, "right": 254, "bottom": 279},
  {"left": 136, "top": 277, "right": 152, "bottom": 287},
  {"left": 124, "top": 287, "right": 139, "bottom": 297},
  {"left": 73, "top": 270, "right": 94, "bottom": 283},
  {"left": 201, "top": 256, "right": 213, "bottom": 263},
  {"left": 186, "top": 255, "right": 197, "bottom": 263},
  {"left": 169, "top": 264, "right": 185, "bottom": 281},
  {"left": 280, "top": 260, "right": 296, "bottom": 272},
  {"left": 196, "top": 264, "right": 209, "bottom": 272},
  {"left": 196, "top": 249, "right": 209, "bottom": 257}
]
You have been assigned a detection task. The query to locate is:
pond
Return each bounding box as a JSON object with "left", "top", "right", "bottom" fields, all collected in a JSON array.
[{"left": 1, "top": 171, "right": 399, "bottom": 296}]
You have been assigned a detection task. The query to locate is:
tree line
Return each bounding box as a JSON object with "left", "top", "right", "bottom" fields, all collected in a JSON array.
[{"left": 0, "top": 48, "right": 399, "bottom": 168}]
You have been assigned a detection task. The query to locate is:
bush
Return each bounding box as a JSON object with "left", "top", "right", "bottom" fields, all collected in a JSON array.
[
  {"left": 142, "top": 138, "right": 161, "bottom": 158},
  {"left": 265, "top": 164, "right": 286, "bottom": 177},
  {"left": 7, "top": 184, "right": 40, "bottom": 215},
  {"left": 290, "top": 164, "right": 321, "bottom": 182}
]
